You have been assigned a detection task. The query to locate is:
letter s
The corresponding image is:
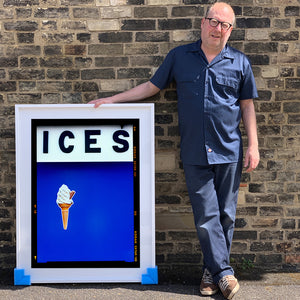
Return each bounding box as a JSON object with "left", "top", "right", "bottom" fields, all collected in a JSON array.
[{"left": 112, "top": 130, "right": 129, "bottom": 153}]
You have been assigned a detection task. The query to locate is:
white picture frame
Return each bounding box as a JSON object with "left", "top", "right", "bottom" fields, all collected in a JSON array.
[{"left": 15, "top": 104, "right": 156, "bottom": 284}]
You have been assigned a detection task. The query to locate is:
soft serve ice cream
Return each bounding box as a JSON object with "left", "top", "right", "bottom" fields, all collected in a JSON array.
[
  {"left": 56, "top": 184, "right": 75, "bottom": 230},
  {"left": 56, "top": 184, "right": 74, "bottom": 205}
]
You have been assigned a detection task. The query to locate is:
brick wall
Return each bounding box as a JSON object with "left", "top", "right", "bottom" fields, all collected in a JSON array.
[{"left": 0, "top": 0, "right": 299, "bottom": 283}]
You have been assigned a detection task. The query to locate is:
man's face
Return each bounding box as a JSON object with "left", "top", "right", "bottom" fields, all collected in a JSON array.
[{"left": 201, "top": 5, "right": 234, "bottom": 53}]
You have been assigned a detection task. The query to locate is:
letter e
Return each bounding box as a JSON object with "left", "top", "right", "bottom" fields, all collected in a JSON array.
[{"left": 85, "top": 130, "right": 101, "bottom": 153}]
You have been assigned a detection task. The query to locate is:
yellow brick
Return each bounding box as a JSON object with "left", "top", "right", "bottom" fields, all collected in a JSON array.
[
  {"left": 100, "top": 7, "right": 132, "bottom": 19},
  {"left": 156, "top": 214, "right": 195, "bottom": 230},
  {"left": 155, "top": 152, "right": 176, "bottom": 171},
  {"left": 237, "top": 190, "right": 246, "bottom": 205},
  {"left": 246, "top": 29, "right": 269, "bottom": 41},
  {"left": 173, "top": 30, "right": 199, "bottom": 42},
  {"left": 147, "top": 0, "right": 180, "bottom": 5},
  {"left": 95, "top": 0, "right": 110, "bottom": 6},
  {"left": 87, "top": 20, "right": 120, "bottom": 31},
  {"left": 110, "top": 0, "right": 127, "bottom": 5},
  {"left": 100, "top": 80, "right": 132, "bottom": 91},
  {"left": 261, "top": 66, "right": 279, "bottom": 78}
]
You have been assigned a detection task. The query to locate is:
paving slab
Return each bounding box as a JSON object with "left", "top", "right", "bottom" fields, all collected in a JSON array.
[{"left": 0, "top": 273, "right": 299, "bottom": 300}]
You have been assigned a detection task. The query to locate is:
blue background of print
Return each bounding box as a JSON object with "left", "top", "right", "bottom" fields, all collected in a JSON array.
[{"left": 36, "top": 162, "right": 134, "bottom": 263}]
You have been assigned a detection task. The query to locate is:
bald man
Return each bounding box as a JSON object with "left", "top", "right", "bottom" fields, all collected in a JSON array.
[{"left": 90, "top": 2, "right": 259, "bottom": 299}]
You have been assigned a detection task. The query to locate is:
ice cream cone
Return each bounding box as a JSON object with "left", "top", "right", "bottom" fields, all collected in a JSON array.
[
  {"left": 56, "top": 185, "right": 75, "bottom": 230},
  {"left": 58, "top": 202, "right": 73, "bottom": 230}
]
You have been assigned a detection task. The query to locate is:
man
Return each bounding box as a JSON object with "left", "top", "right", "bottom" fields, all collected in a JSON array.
[{"left": 89, "top": 2, "right": 259, "bottom": 299}]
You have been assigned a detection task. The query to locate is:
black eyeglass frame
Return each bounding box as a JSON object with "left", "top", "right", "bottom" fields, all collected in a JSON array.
[{"left": 205, "top": 17, "right": 233, "bottom": 31}]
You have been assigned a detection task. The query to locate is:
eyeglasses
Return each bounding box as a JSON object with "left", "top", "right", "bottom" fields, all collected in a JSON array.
[{"left": 205, "top": 17, "right": 232, "bottom": 32}]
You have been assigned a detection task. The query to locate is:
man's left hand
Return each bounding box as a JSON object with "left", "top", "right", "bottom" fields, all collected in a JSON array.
[{"left": 244, "top": 146, "right": 260, "bottom": 172}]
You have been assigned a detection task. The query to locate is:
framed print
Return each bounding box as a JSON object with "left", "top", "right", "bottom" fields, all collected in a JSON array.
[{"left": 15, "top": 104, "right": 156, "bottom": 284}]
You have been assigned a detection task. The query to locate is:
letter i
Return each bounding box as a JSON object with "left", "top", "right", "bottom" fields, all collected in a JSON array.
[{"left": 43, "top": 131, "right": 49, "bottom": 153}]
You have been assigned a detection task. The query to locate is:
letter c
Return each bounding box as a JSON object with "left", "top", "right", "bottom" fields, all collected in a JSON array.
[{"left": 59, "top": 131, "right": 75, "bottom": 153}]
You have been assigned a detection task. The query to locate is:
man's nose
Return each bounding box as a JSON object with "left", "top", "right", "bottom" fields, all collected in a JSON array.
[{"left": 214, "top": 23, "right": 222, "bottom": 30}]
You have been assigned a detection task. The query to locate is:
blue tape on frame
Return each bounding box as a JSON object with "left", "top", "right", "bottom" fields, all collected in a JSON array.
[
  {"left": 14, "top": 268, "right": 31, "bottom": 286},
  {"left": 141, "top": 266, "right": 158, "bottom": 285}
]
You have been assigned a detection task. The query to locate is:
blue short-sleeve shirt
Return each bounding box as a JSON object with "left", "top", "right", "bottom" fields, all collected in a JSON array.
[{"left": 150, "top": 39, "right": 258, "bottom": 165}]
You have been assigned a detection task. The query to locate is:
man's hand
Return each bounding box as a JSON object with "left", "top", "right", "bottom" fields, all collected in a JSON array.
[
  {"left": 88, "top": 98, "right": 113, "bottom": 108},
  {"left": 244, "top": 146, "right": 260, "bottom": 172}
]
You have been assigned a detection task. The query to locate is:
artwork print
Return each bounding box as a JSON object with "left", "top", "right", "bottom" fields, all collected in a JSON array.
[{"left": 31, "top": 119, "right": 140, "bottom": 268}]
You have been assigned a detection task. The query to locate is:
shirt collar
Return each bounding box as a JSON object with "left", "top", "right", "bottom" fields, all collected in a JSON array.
[{"left": 188, "top": 39, "right": 235, "bottom": 60}]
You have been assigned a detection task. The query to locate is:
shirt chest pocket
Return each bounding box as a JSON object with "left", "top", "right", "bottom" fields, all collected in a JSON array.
[
  {"left": 216, "top": 76, "right": 239, "bottom": 90},
  {"left": 215, "top": 76, "right": 240, "bottom": 99},
  {"left": 176, "top": 75, "right": 201, "bottom": 98}
]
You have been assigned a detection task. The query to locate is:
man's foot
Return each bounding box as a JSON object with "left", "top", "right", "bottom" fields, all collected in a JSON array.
[
  {"left": 200, "top": 268, "right": 219, "bottom": 296},
  {"left": 218, "top": 275, "right": 240, "bottom": 299}
]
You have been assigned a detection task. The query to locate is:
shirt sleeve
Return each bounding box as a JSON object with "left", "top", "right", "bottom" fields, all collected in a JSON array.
[
  {"left": 150, "top": 48, "right": 176, "bottom": 90},
  {"left": 239, "top": 56, "right": 258, "bottom": 100}
]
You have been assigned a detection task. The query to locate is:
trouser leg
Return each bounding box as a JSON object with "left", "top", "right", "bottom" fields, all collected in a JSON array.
[{"left": 183, "top": 162, "right": 242, "bottom": 284}]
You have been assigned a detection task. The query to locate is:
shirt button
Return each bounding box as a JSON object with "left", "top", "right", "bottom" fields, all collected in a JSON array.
[{"left": 208, "top": 148, "right": 213, "bottom": 153}]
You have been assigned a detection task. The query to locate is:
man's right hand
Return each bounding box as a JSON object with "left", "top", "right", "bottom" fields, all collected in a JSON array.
[{"left": 88, "top": 98, "right": 113, "bottom": 108}]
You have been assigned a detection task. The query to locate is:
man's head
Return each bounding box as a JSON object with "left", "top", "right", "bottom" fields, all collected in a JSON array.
[{"left": 201, "top": 2, "right": 235, "bottom": 54}]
